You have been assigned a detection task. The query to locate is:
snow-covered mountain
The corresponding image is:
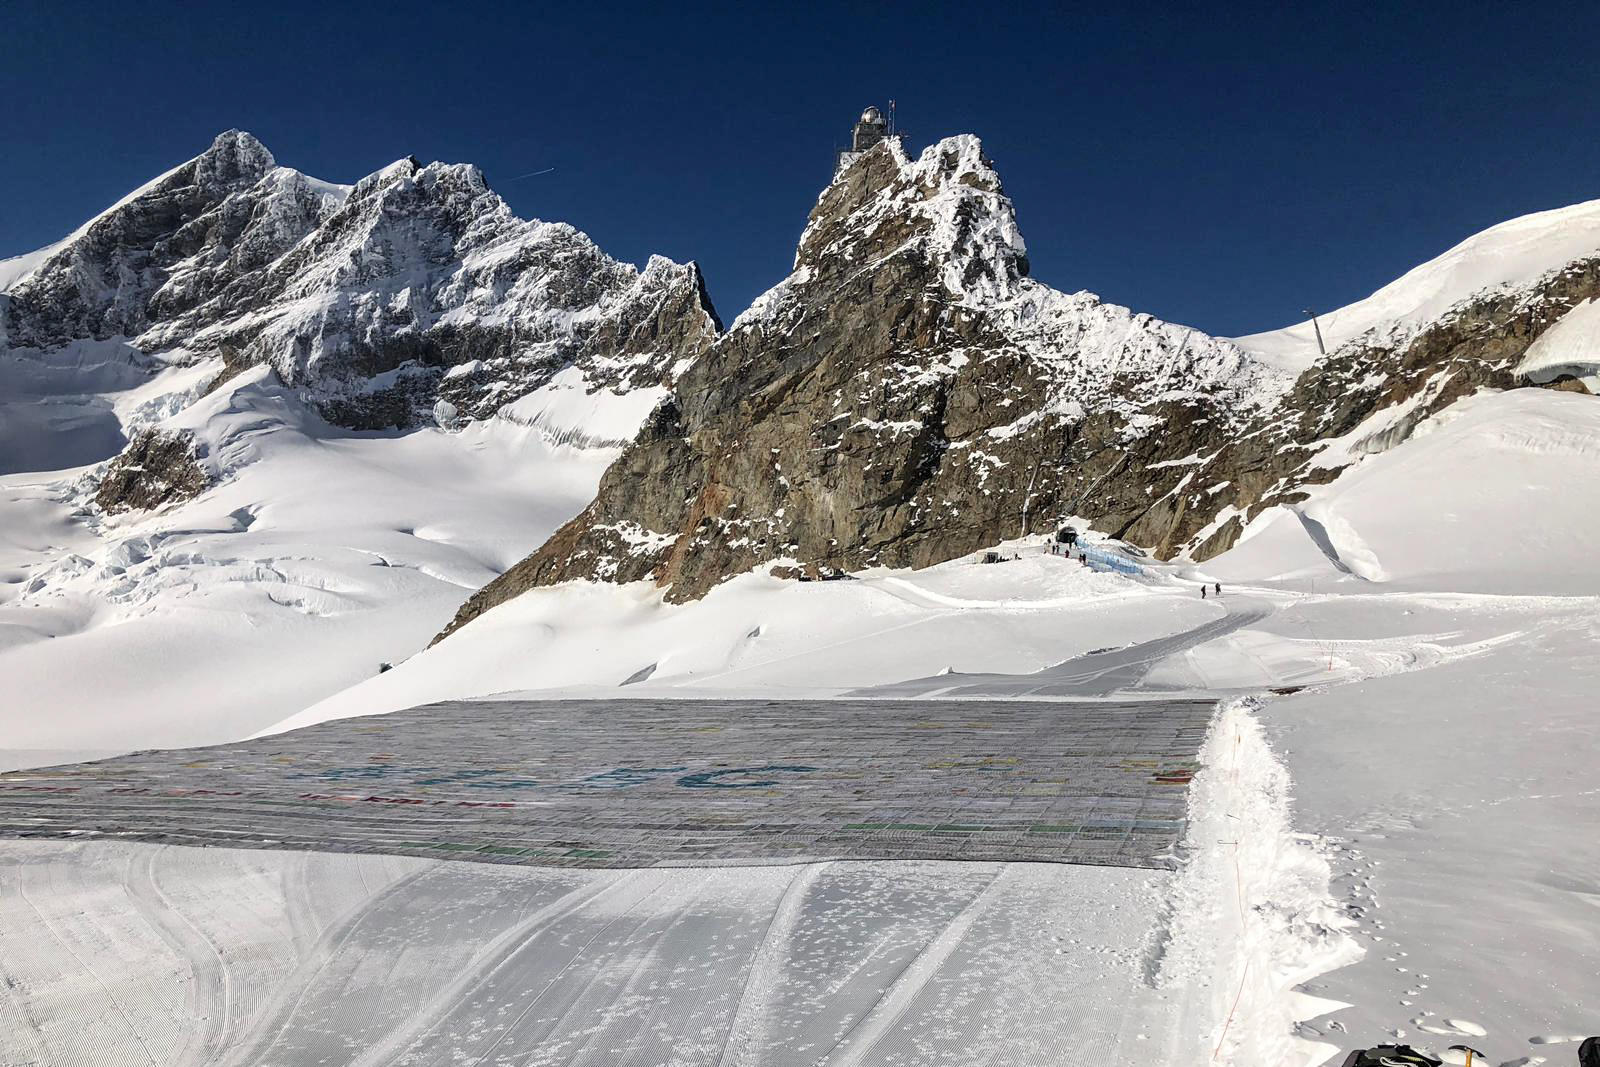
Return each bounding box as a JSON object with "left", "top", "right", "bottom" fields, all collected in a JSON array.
[
  {"left": 444, "top": 132, "right": 1599, "bottom": 635},
  {"left": 6, "top": 116, "right": 1600, "bottom": 1067},
  {"left": 2, "top": 130, "right": 720, "bottom": 437},
  {"left": 444, "top": 134, "right": 1297, "bottom": 632},
  {"left": 1234, "top": 196, "right": 1600, "bottom": 372},
  {"left": 0, "top": 132, "right": 720, "bottom": 758},
  {"left": 5, "top": 118, "right": 1600, "bottom": 753}
]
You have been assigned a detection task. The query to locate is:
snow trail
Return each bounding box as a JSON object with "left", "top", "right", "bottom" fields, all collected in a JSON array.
[
  {"left": 716, "top": 862, "right": 829, "bottom": 1067},
  {"left": 1157, "top": 698, "right": 1363, "bottom": 1067},
  {"left": 822, "top": 867, "right": 1010, "bottom": 1067}
]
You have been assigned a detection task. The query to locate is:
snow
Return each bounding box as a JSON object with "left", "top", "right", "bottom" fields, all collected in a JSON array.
[
  {"left": 1152, "top": 387, "right": 1600, "bottom": 1063},
  {"left": 0, "top": 242, "right": 66, "bottom": 293},
  {"left": 1305, "top": 370, "right": 1452, "bottom": 470},
  {"left": 1155, "top": 698, "right": 1362, "bottom": 1067},
  {"left": 1515, "top": 295, "right": 1600, "bottom": 392},
  {"left": 0, "top": 840, "right": 1215, "bottom": 1066},
  {"left": 1206, "top": 390, "right": 1600, "bottom": 595},
  {"left": 495, "top": 365, "right": 668, "bottom": 448},
  {"left": 1235, "top": 197, "right": 1600, "bottom": 370},
  {"left": 1250, "top": 595, "right": 1600, "bottom": 1064},
  {"left": 0, "top": 339, "right": 146, "bottom": 475},
  {"left": 248, "top": 383, "right": 1600, "bottom": 1066},
  {"left": 266, "top": 547, "right": 1206, "bottom": 732},
  {"left": 908, "top": 134, "right": 1029, "bottom": 305},
  {"left": 0, "top": 368, "right": 618, "bottom": 763},
  {"left": 4, "top": 133, "right": 1600, "bottom": 1067}
]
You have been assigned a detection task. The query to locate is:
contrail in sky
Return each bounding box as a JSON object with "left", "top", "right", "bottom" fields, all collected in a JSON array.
[{"left": 507, "top": 167, "right": 556, "bottom": 181}]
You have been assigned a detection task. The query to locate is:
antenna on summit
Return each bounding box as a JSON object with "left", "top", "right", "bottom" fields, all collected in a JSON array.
[{"left": 888, "top": 99, "right": 897, "bottom": 137}]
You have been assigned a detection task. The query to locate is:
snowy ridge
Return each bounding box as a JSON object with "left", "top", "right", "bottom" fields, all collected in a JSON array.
[
  {"left": 993, "top": 285, "right": 1294, "bottom": 431},
  {"left": 1236, "top": 196, "right": 1600, "bottom": 369},
  {"left": 0, "top": 145, "right": 216, "bottom": 294}
]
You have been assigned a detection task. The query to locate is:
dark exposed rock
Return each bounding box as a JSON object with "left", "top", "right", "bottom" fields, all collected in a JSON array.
[{"left": 93, "top": 429, "right": 210, "bottom": 513}]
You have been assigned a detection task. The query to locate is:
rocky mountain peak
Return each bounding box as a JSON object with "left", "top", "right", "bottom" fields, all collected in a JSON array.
[
  {"left": 792, "top": 134, "right": 1028, "bottom": 311},
  {"left": 2, "top": 129, "right": 306, "bottom": 346},
  {"left": 192, "top": 129, "right": 277, "bottom": 191},
  {"left": 438, "top": 127, "right": 1279, "bottom": 634},
  {"left": 348, "top": 155, "right": 423, "bottom": 200},
  {"left": 4, "top": 134, "right": 721, "bottom": 435}
]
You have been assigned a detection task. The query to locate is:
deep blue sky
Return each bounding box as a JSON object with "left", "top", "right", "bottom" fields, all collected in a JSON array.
[{"left": 4, "top": 1, "right": 1599, "bottom": 336}]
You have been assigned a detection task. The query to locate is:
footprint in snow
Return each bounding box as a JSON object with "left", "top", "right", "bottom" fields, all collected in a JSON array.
[
  {"left": 1528, "top": 1035, "right": 1587, "bottom": 1045},
  {"left": 1417, "top": 1017, "right": 1484, "bottom": 1037}
]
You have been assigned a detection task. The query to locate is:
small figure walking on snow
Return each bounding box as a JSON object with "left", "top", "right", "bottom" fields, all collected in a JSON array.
[
  {"left": 1200, "top": 586, "right": 1207, "bottom": 599},
  {"left": 1214, "top": 582, "right": 1222, "bottom": 596}
]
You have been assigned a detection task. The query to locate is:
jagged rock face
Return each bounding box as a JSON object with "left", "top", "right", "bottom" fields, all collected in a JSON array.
[
  {"left": 93, "top": 429, "right": 209, "bottom": 513},
  {"left": 153, "top": 158, "right": 721, "bottom": 428},
  {"left": 5, "top": 131, "right": 334, "bottom": 347},
  {"left": 4, "top": 133, "right": 720, "bottom": 431},
  {"left": 440, "top": 137, "right": 1287, "bottom": 635}
]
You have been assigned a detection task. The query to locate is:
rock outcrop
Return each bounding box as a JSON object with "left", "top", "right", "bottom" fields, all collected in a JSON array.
[{"left": 93, "top": 429, "right": 210, "bottom": 513}]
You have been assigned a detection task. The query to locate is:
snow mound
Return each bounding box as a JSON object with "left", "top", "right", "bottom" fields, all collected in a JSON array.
[
  {"left": 1515, "top": 295, "right": 1600, "bottom": 392},
  {"left": 1235, "top": 197, "right": 1600, "bottom": 370},
  {"left": 1157, "top": 698, "right": 1361, "bottom": 1067}
]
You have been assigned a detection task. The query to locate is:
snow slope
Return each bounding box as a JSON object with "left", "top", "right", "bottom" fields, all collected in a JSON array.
[
  {"left": 0, "top": 365, "right": 621, "bottom": 766},
  {"left": 1235, "top": 198, "right": 1600, "bottom": 370},
  {"left": 1150, "top": 388, "right": 1600, "bottom": 1063},
  {"left": 0, "top": 842, "right": 1217, "bottom": 1067},
  {"left": 1205, "top": 390, "right": 1600, "bottom": 595},
  {"left": 268, "top": 546, "right": 1212, "bottom": 732},
  {"left": 267, "top": 383, "right": 1600, "bottom": 1066}
]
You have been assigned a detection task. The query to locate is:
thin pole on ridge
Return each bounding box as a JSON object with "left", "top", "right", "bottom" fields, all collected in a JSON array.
[{"left": 1303, "top": 308, "right": 1328, "bottom": 356}]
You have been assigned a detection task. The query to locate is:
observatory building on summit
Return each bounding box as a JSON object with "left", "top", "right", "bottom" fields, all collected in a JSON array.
[
  {"left": 836, "top": 105, "right": 895, "bottom": 174},
  {"left": 853, "top": 106, "right": 887, "bottom": 151}
]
